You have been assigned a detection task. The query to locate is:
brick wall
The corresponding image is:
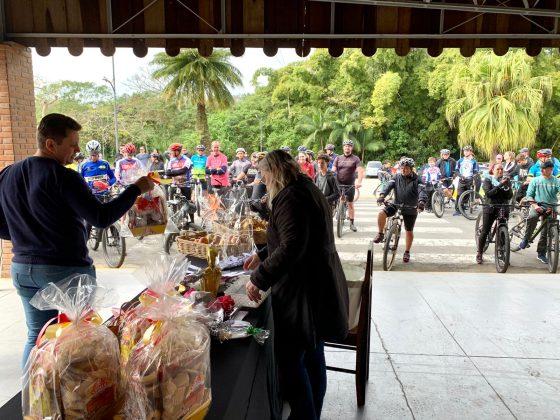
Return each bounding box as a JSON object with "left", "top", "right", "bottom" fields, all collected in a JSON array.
[{"left": 0, "top": 43, "right": 36, "bottom": 278}]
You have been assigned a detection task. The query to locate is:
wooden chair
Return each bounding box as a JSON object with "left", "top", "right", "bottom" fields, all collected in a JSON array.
[{"left": 325, "top": 240, "right": 373, "bottom": 406}]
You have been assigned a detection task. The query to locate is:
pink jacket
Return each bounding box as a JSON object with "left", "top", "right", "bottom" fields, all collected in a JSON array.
[{"left": 206, "top": 153, "right": 229, "bottom": 187}]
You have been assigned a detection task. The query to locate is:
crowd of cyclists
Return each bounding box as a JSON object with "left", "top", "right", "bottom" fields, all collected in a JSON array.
[{"left": 68, "top": 137, "right": 560, "bottom": 270}]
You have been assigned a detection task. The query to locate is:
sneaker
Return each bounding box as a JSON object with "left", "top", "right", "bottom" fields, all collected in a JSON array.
[
  {"left": 452, "top": 211, "right": 461, "bottom": 216},
  {"left": 373, "top": 233, "right": 384, "bottom": 243},
  {"left": 537, "top": 254, "right": 549, "bottom": 264},
  {"left": 515, "top": 239, "right": 529, "bottom": 251},
  {"left": 350, "top": 224, "right": 357, "bottom": 232},
  {"left": 403, "top": 251, "right": 410, "bottom": 263},
  {"left": 476, "top": 252, "right": 483, "bottom": 264}
]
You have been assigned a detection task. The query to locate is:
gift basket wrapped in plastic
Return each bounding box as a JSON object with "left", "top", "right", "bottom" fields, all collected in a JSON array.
[{"left": 22, "top": 275, "right": 122, "bottom": 420}]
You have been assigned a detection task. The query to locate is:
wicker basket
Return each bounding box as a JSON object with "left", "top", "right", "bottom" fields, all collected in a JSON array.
[
  {"left": 176, "top": 231, "right": 211, "bottom": 259},
  {"left": 213, "top": 219, "right": 267, "bottom": 246}
]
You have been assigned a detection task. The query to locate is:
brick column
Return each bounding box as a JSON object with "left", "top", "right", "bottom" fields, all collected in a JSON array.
[{"left": 0, "top": 43, "right": 36, "bottom": 278}]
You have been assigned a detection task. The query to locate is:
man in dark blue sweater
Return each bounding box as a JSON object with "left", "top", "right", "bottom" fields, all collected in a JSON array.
[{"left": 0, "top": 113, "right": 154, "bottom": 366}]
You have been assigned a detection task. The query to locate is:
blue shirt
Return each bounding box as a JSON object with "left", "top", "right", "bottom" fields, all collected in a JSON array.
[
  {"left": 455, "top": 157, "right": 479, "bottom": 178},
  {"left": 0, "top": 157, "right": 140, "bottom": 266},
  {"left": 80, "top": 159, "right": 116, "bottom": 195},
  {"left": 191, "top": 154, "right": 208, "bottom": 179},
  {"left": 527, "top": 160, "right": 560, "bottom": 178},
  {"left": 327, "top": 152, "right": 338, "bottom": 170}
]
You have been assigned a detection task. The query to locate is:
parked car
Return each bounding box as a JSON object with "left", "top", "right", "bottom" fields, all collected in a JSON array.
[{"left": 365, "top": 161, "right": 383, "bottom": 178}]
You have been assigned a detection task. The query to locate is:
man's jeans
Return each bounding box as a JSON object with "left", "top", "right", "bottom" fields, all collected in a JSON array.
[{"left": 11, "top": 263, "right": 96, "bottom": 368}]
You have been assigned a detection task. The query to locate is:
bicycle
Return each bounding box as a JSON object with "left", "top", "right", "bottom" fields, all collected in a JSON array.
[
  {"left": 474, "top": 204, "right": 514, "bottom": 273},
  {"left": 510, "top": 202, "right": 559, "bottom": 273},
  {"left": 335, "top": 184, "right": 360, "bottom": 238},
  {"left": 430, "top": 177, "right": 454, "bottom": 218},
  {"left": 457, "top": 175, "right": 484, "bottom": 220},
  {"left": 381, "top": 203, "right": 418, "bottom": 271},
  {"left": 163, "top": 186, "right": 203, "bottom": 255},
  {"left": 87, "top": 193, "right": 126, "bottom": 268},
  {"left": 373, "top": 171, "right": 393, "bottom": 201},
  {"left": 190, "top": 177, "right": 205, "bottom": 218}
]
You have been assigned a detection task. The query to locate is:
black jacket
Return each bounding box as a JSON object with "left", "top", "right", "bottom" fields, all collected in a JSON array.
[
  {"left": 251, "top": 175, "right": 349, "bottom": 349},
  {"left": 482, "top": 176, "right": 513, "bottom": 214},
  {"left": 381, "top": 173, "right": 428, "bottom": 215},
  {"left": 435, "top": 158, "right": 457, "bottom": 179}
]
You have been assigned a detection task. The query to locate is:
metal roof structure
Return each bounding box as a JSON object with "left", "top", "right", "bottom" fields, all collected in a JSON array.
[{"left": 3, "top": 0, "right": 560, "bottom": 57}]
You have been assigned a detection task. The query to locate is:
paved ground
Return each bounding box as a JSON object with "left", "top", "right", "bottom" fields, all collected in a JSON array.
[{"left": 1, "top": 177, "right": 559, "bottom": 418}]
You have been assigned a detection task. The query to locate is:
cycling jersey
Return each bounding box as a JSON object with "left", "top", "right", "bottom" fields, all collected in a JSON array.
[
  {"left": 166, "top": 155, "right": 192, "bottom": 186},
  {"left": 327, "top": 152, "right": 338, "bottom": 170},
  {"left": 229, "top": 159, "right": 251, "bottom": 180},
  {"left": 116, "top": 157, "right": 142, "bottom": 185},
  {"left": 191, "top": 154, "right": 208, "bottom": 180},
  {"left": 333, "top": 154, "right": 361, "bottom": 185},
  {"left": 80, "top": 159, "right": 116, "bottom": 195},
  {"left": 455, "top": 157, "right": 479, "bottom": 178},
  {"left": 422, "top": 166, "right": 441, "bottom": 184},
  {"left": 527, "top": 160, "right": 560, "bottom": 178}
]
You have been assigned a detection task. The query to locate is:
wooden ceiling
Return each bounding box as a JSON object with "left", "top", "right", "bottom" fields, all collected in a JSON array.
[{"left": 3, "top": 0, "right": 560, "bottom": 57}]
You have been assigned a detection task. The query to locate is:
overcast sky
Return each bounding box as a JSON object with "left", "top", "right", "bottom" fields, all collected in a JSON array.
[{"left": 31, "top": 48, "right": 308, "bottom": 95}]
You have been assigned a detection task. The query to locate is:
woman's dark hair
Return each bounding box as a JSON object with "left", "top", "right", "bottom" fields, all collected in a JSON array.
[{"left": 37, "top": 113, "right": 81, "bottom": 148}]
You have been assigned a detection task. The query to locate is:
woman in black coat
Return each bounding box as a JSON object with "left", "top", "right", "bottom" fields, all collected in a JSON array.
[{"left": 244, "top": 149, "right": 349, "bottom": 420}]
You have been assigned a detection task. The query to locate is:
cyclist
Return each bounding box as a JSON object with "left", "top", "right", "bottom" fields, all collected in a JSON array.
[
  {"left": 435, "top": 149, "right": 456, "bottom": 200},
  {"left": 325, "top": 143, "right": 337, "bottom": 170},
  {"left": 165, "top": 142, "right": 193, "bottom": 196},
  {"left": 115, "top": 143, "right": 143, "bottom": 186},
  {"left": 280, "top": 145, "right": 292, "bottom": 156},
  {"left": 476, "top": 163, "right": 513, "bottom": 264},
  {"left": 148, "top": 152, "right": 164, "bottom": 172},
  {"left": 306, "top": 149, "right": 319, "bottom": 176},
  {"left": 454, "top": 145, "right": 479, "bottom": 216},
  {"left": 374, "top": 157, "right": 427, "bottom": 263},
  {"left": 332, "top": 140, "right": 364, "bottom": 232},
  {"left": 315, "top": 153, "right": 340, "bottom": 216},
  {"left": 80, "top": 140, "right": 116, "bottom": 196},
  {"left": 503, "top": 151, "right": 518, "bottom": 177},
  {"left": 205, "top": 140, "right": 229, "bottom": 193},
  {"left": 421, "top": 157, "right": 441, "bottom": 211},
  {"left": 297, "top": 151, "right": 315, "bottom": 179},
  {"left": 229, "top": 147, "right": 251, "bottom": 185},
  {"left": 527, "top": 149, "right": 560, "bottom": 178},
  {"left": 488, "top": 154, "right": 504, "bottom": 176},
  {"left": 514, "top": 153, "right": 532, "bottom": 202},
  {"left": 245, "top": 152, "right": 261, "bottom": 197},
  {"left": 191, "top": 144, "right": 208, "bottom": 194},
  {"left": 515, "top": 160, "right": 560, "bottom": 263},
  {"left": 519, "top": 147, "right": 534, "bottom": 167}
]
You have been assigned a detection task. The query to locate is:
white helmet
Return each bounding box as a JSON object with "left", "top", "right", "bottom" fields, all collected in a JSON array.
[{"left": 86, "top": 140, "right": 101, "bottom": 154}]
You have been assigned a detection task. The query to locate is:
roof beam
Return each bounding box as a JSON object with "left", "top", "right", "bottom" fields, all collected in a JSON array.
[{"left": 309, "top": 0, "right": 560, "bottom": 18}]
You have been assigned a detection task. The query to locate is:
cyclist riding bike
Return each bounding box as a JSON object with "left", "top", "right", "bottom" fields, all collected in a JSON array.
[
  {"left": 435, "top": 149, "right": 456, "bottom": 200},
  {"left": 476, "top": 163, "right": 513, "bottom": 264},
  {"left": 515, "top": 160, "right": 560, "bottom": 263},
  {"left": 115, "top": 143, "right": 143, "bottom": 186},
  {"left": 454, "top": 145, "right": 479, "bottom": 216},
  {"left": 80, "top": 140, "right": 116, "bottom": 196},
  {"left": 374, "top": 157, "right": 427, "bottom": 263},
  {"left": 191, "top": 144, "right": 208, "bottom": 194},
  {"left": 332, "top": 140, "right": 364, "bottom": 232}
]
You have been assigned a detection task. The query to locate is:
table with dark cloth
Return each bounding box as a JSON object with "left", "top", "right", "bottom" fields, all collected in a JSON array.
[{"left": 0, "top": 258, "right": 282, "bottom": 420}]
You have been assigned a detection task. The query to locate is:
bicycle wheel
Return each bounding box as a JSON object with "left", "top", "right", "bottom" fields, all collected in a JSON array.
[
  {"left": 336, "top": 201, "right": 345, "bottom": 238},
  {"left": 547, "top": 224, "right": 559, "bottom": 273},
  {"left": 87, "top": 227, "right": 101, "bottom": 251},
  {"left": 102, "top": 223, "right": 126, "bottom": 268},
  {"left": 432, "top": 191, "right": 445, "bottom": 218},
  {"left": 382, "top": 223, "right": 400, "bottom": 271},
  {"left": 373, "top": 184, "right": 380, "bottom": 200},
  {"left": 459, "top": 190, "right": 483, "bottom": 220},
  {"left": 474, "top": 213, "right": 490, "bottom": 253},
  {"left": 494, "top": 225, "right": 510, "bottom": 273},
  {"left": 509, "top": 211, "right": 526, "bottom": 251}
]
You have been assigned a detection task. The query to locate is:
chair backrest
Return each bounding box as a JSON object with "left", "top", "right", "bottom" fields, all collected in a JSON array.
[{"left": 355, "top": 241, "right": 373, "bottom": 338}]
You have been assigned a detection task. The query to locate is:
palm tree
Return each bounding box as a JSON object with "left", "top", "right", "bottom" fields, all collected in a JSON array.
[
  {"left": 329, "top": 111, "right": 361, "bottom": 146},
  {"left": 354, "top": 127, "right": 383, "bottom": 162},
  {"left": 297, "top": 108, "right": 335, "bottom": 150},
  {"left": 446, "top": 50, "right": 552, "bottom": 159},
  {"left": 151, "top": 49, "right": 243, "bottom": 147}
]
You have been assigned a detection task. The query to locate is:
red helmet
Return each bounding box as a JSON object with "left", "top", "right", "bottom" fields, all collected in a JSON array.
[
  {"left": 123, "top": 143, "right": 136, "bottom": 154},
  {"left": 537, "top": 149, "right": 552, "bottom": 159},
  {"left": 169, "top": 143, "right": 183, "bottom": 152}
]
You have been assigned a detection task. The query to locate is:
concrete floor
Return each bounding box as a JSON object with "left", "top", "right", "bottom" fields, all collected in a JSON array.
[{"left": 1, "top": 269, "right": 560, "bottom": 419}]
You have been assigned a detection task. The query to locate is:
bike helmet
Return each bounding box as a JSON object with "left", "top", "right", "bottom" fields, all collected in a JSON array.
[
  {"left": 325, "top": 143, "right": 335, "bottom": 151},
  {"left": 169, "top": 143, "right": 183, "bottom": 152},
  {"left": 537, "top": 148, "right": 552, "bottom": 158},
  {"left": 343, "top": 140, "right": 354, "bottom": 146},
  {"left": 305, "top": 150, "right": 315, "bottom": 158},
  {"left": 196, "top": 144, "right": 206, "bottom": 151},
  {"left": 399, "top": 157, "right": 415, "bottom": 167},
  {"left": 123, "top": 143, "right": 136, "bottom": 154},
  {"left": 297, "top": 145, "right": 307, "bottom": 152},
  {"left": 280, "top": 146, "right": 291, "bottom": 152},
  {"left": 74, "top": 152, "right": 84, "bottom": 161},
  {"left": 236, "top": 147, "right": 246, "bottom": 154},
  {"left": 86, "top": 140, "right": 101, "bottom": 154},
  {"left": 463, "top": 145, "right": 473, "bottom": 151},
  {"left": 440, "top": 148, "right": 450, "bottom": 155}
]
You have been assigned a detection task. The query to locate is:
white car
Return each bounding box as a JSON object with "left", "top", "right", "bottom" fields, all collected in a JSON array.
[{"left": 365, "top": 161, "right": 383, "bottom": 178}]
